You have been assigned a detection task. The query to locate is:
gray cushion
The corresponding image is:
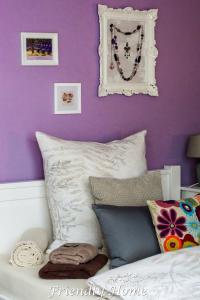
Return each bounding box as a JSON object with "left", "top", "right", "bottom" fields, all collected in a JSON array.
[
  {"left": 90, "top": 171, "right": 163, "bottom": 206},
  {"left": 93, "top": 204, "right": 160, "bottom": 268}
]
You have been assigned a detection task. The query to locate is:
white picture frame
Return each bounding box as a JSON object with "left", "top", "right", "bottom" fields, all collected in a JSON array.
[
  {"left": 54, "top": 83, "right": 81, "bottom": 114},
  {"left": 21, "top": 32, "right": 59, "bottom": 66},
  {"left": 98, "top": 5, "right": 158, "bottom": 97}
]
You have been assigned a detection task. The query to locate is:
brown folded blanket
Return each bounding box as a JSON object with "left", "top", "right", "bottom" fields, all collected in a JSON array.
[
  {"left": 49, "top": 243, "right": 98, "bottom": 265},
  {"left": 39, "top": 254, "right": 108, "bottom": 279}
]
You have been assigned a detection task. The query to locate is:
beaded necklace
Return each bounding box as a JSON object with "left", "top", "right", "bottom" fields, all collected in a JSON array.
[{"left": 110, "top": 24, "right": 144, "bottom": 81}]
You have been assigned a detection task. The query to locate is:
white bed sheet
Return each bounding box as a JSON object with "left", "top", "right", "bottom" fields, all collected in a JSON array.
[
  {"left": 89, "top": 246, "right": 200, "bottom": 300},
  {"left": 0, "top": 255, "right": 108, "bottom": 300}
]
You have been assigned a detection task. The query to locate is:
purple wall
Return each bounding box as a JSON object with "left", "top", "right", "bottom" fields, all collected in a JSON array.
[{"left": 0, "top": 0, "right": 200, "bottom": 184}]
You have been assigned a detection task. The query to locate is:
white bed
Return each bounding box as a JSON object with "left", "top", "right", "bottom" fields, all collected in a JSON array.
[
  {"left": 0, "top": 166, "right": 181, "bottom": 300},
  {"left": 88, "top": 245, "right": 200, "bottom": 300},
  {"left": 0, "top": 254, "right": 109, "bottom": 300}
]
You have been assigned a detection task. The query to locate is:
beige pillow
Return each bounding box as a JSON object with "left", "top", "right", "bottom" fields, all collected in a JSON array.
[{"left": 90, "top": 171, "right": 163, "bottom": 206}]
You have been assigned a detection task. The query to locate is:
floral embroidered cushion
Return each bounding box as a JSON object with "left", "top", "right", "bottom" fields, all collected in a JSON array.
[{"left": 147, "top": 196, "right": 200, "bottom": 252}]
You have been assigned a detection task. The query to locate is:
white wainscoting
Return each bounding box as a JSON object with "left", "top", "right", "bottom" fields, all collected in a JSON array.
[{"left": 0, "top": 180, "right": 52, "bottom": 254}]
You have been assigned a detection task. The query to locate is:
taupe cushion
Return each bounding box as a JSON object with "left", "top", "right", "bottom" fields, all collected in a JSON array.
[{"left": 90, "top": 171, "right": 163, "bottom": 206}]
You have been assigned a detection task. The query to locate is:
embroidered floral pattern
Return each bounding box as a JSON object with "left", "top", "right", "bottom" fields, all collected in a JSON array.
[
  {"left": 148, "top": 197, "right": 200, "bottom": 253},
  {"left": 156, "top": 200, "right": 179, "bottom": 208},
  {"left": 164, "top": 235, "right": 182, "bottom": 251},
  {"left": 157, "top": 209, "right": 186, "bottom": 238},
  {"left": 186, "top": 198, "right": 199, "bottom": 207},
  {"left": 186, "top": 215, "right": 200, "bottom": 238},
  {"left": 182, "top": 234, "right": 199, "bottom": 248},
  {"left": 195, "top": 206, "right": 200, "bottom": 221},
  {"left": 180, "top": 200, "right": 194, "bottom": 216}
]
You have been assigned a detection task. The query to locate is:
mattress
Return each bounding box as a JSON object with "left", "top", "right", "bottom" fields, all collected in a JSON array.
[{"left": 0, "top": 255, "right": 108, "bottom": 300}]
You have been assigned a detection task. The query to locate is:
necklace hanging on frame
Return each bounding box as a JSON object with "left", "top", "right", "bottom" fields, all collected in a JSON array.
[
  {"left": 109, "top": 24, "right": 144, "bottom": 81},
  {"left": 124, "top": 42, "right": 131, "bottom": 59}
]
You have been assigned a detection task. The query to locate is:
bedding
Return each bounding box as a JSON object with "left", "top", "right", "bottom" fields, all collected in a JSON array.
[
  {"left": 0, "top": 254, "right": 108, "bottom": 300},
  {"left": 10, "top": 241, "right": 44, "bottom": 268},
  {"left": 88, "top": 246, "right": 200, "bottom": 300},
  {"left": 90, "top": 170, "right": 163, "bottom": 206},
  {"left": 49, "top": 243, "right": 98, "bottom": 265},
  {"left": 93, "top": 205, "right": 160, "bottom": 268},
  {"left": 36, "top": 130, "right": 147, "bottom": 247},
  {"left": 10, "top": 228, "right": 48, "bottom": 267},
  {"left": 147, "top": 196, "right": 200, "bottom": 252},
  {"left": 39, "top": 254, "right": 108, "bottom": 279}
]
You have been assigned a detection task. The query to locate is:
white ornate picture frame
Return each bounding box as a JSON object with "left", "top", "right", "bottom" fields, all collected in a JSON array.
[{"left": 98, "top": 5, "right": 158, "bottom": 97}]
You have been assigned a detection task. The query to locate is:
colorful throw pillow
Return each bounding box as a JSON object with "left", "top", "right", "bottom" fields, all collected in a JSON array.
[{"left": 147, "top": 196, "right": 200, "bottom": 252}]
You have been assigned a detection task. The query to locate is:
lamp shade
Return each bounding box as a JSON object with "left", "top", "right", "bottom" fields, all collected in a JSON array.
[{"left": 187, "top": 135, "right": 200, "bottom": 158}]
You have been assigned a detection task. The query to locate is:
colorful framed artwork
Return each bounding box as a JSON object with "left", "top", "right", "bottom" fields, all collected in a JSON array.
[
  {"left": 54, "top": 83, "right": 81, "bottom": 114},
  {"left": 98, "top": 5, "right": 158, "bottom": 97},
  {"left": 21, "top": 32, "right": 58, "bottom": 66}
]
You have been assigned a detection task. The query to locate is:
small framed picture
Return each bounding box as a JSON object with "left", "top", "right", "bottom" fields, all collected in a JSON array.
[
  {"left": 54, "top": 83, "right": 81, "bottom": 114},
  {"left": 21, "top": 32, "right": 58, "bottom": 66}
]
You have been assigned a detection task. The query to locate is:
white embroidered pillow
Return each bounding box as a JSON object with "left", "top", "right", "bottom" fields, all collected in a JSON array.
[{"left": 36, "top": 130, "right": 147, "bottom": 247}]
